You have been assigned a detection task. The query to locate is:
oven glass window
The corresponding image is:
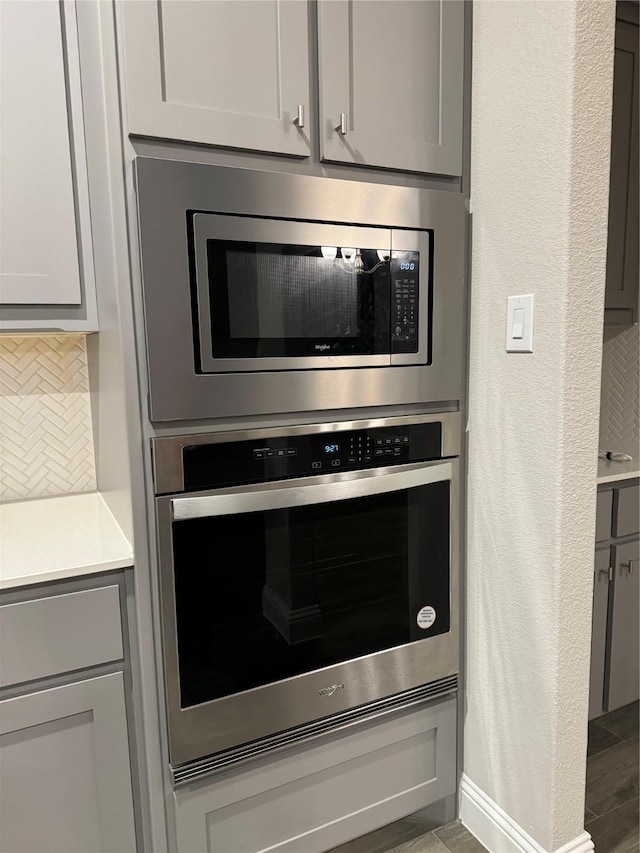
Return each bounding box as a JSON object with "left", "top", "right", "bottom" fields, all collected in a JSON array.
[
  {"left": 206, "top": 240, "right": 390, "bottom": 358},
  {"left": 171, "top": 481, "right": 450, "bottom": 708}
]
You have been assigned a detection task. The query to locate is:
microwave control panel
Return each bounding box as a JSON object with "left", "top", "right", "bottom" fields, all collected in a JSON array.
[
  {"left": 182, "top": 422, "right": 444, "bottom": 492},
  {"left": 391, "top": 251, "right": 420, "bottom": 354}
]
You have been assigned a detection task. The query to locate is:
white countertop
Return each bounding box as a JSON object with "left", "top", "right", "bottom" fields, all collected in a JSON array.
[
  {"left": 597, "top": 447, "right": 640, "bottom": 485},
  {"left": 0, "top": 492, "right": 133, "bottom": 590}
]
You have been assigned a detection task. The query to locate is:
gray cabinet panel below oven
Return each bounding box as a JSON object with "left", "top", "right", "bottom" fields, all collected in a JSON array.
[{"left": 172, "top": 694, "right": 456, "bottom": 853}]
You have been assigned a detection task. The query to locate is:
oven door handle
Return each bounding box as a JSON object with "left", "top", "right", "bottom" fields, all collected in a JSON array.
[{"left": 169, "top": 461, "right": 453, "bottom": 521}]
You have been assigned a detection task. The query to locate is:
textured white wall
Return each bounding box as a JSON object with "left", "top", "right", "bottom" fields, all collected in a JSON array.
[{"left": 466, "top": 2, "right": 614, "bottom": 850}]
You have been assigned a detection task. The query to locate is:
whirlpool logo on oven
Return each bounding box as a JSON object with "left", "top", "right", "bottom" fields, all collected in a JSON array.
[{"left": 318, "top": 683, "right": 345, "bottom": 697}]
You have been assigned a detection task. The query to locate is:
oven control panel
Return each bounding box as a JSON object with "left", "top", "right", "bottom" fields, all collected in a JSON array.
[
  {"left": 182, "top": 422, "right": 443, "bottom": 492},
  {"left": 251, "top": 430, "right": 411, "bottom": 470}
]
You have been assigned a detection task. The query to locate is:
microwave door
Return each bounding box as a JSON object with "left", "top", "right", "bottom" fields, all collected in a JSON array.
[
  {"left": 191, "top": 214, "right": 392, "bottom": 373},
  {"left": 390, "top": 229, "right": 430, "bottom": 367}
]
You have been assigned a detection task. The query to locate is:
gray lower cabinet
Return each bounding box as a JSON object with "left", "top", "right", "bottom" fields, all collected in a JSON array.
[
  {"left": 118, "top": 0, "right": 311, "bottom": 157},
  {"left": 589, "top": 548, "right": 611, "bottom": 719},
  {"left": 590, "top": 481, "right": 640, "bottom": 718},
  {"left": 0, "top": 673, "right": 137, "bottom": 853},
  {"left": 0, "top": 585, "right": 124, "bottom": 688},
  {"left": 0, "top": 577, "right": 137, "bottom": 853},
  {"left": 615, "top": 484, "right": 640, "bottom": 538},
  {"left": 595, "top": 490, "right": 613, "bottom": 543},
  {"left": 172, "top": 694, "right": 456, "bottom": 853},
  {"left": 607, "top": 539, "right": 640, "bottom": 711},
  {"left": 317, "top": 0, "right": 464, "bottom": 176}
]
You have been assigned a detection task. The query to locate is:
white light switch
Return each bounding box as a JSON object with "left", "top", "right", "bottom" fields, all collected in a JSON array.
[
  {"left": 506, "top": 295, "right": 534, "bottom": 352},
  {"left": 512, "top": 308, "right": 525, "bottom": 339}
]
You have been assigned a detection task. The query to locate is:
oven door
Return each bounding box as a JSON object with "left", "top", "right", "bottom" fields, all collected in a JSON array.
[
  {"left": 192, "top": 214, "right": 392, "bottom": 372},
  {"left": 156, "top": 459, "right": 459, "bottom": 768}
]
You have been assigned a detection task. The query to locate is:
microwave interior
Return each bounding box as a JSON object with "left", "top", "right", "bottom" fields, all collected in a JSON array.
[{"left": 190, "top": 213, "right": 432, "bottom": 373}]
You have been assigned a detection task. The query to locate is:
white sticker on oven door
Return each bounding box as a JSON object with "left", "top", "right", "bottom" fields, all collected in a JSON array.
[{"left": 417, "top": 606, "right": 436, "bottom": 629}]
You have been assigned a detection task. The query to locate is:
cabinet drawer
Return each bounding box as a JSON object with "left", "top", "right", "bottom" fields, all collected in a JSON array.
[
  {"left": 615, "top": 484, "right": 640, "bottom": 537},
  {"left": 596, "top": 490, "right": 613, "bottom": 542},
  {"left": 174, "top": 695, "right": 456, "bottom": 852},
  {"left": 0, "top": 586, "right": 123, "bottom": 688}
]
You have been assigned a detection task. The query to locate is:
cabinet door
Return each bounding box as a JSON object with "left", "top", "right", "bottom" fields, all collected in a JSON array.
[
  {"left": 605, "top": 20, "right": 639, "bottom": 320},
  {"left": 0, "top": 673, "right": 136, "bottom": 853},
  {"left": 0, "top": 1, "right": 81, "bottom": 305},
  {"left": 119, "top": 0, "right": 311, "bottom": 157},
  {"left": 595, "top": 489, "right": 613, "bottom": 542},
  {"left": 318, "top": 0, "right": 464, "bottom": 176},
  {"left": 589, "top": 549, "right": 611, "bottom": 720},
  {"left": 607, "top": 539, "right": 640, "bottom": 711}
]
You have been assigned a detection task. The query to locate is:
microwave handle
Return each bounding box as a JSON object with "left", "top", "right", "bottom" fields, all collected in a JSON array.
[{"left": 170, "top": 460, "right": 453, "bottom": 522}]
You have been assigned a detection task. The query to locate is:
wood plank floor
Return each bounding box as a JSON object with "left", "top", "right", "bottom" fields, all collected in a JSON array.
[
  {"left": 327, "top": 817, "right": 487, "bottom": 853},
  {"left": 587, "top": 701, "right": 639, "bottom": 853}
]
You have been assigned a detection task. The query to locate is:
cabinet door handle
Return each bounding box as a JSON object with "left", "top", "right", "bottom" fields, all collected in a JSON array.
[
  {"left": 600, "top": 567, "right": 613, "bottom": 581},
  {"left": 293, "top": 104, "right": 305, "bottom": 129},
  {"left": 335, "top": 112, "right": 347, "bottom": 135},
  {"left": 621, "top": 559, "right": 638, "bottom": 575}
]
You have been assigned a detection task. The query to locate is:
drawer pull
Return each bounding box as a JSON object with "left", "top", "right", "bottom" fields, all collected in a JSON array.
[
  {"left": 621, "top": 559, "right": 638, "bottom": 575},
  {"left": 600, "top": 566, "right": 613, "bottom": 581}
]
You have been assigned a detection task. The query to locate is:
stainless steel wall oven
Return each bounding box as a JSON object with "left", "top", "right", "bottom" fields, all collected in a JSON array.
[
  {"left": 153, "top": 413, "right": 460, "bottom": 782},
  {"left": 134, "top": 158, "right": 466, "bottom": 421}
]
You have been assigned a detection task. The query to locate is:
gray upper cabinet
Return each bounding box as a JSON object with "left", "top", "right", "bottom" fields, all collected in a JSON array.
[
  {"left": 118, "top": 0, "right": 311, "bottom": 157},
  {"left": 0, "top": 673, "right": 136, "bottom": 853},
  {"left": 317, "top": 0, "right": 464, "bottom": 176},
  {"left": 0, "top": 1, "right": 96, "bottom": 325},
  {"left": 118, "top": 1, "right": 466, "bottom": 177},
  {"left": 605, "top": 18, "right": 639, "bottom": 322}
]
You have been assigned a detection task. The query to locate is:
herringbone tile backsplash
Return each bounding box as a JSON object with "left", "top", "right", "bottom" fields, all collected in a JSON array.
[
  {"left": 0, "top": 335, "right": 96, "bottom": 502},
  {"left": 599, "top": 324, "right": 640, "bottom": 452}
]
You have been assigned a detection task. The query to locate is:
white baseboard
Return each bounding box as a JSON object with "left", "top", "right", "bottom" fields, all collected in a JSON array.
[{"left": 459, "top": 774, "right": 594, "bottom": 853}]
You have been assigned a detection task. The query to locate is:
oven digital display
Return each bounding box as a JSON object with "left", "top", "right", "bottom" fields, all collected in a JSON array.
[{"left": 324, "top": 443, "right": 340, "bottom": 454}]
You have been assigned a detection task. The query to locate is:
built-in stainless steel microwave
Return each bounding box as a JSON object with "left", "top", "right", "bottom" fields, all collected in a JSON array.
[
  {"left": 134, "top": 158, "right": 466, "bottom": 422},
  {"left": 192, "top": 215, "right": 429, "bottom": 372}
]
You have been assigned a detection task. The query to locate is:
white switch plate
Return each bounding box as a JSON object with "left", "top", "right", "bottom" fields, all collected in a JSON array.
[{"left": 506, "top": 294, "right": 534, "bottom": 352}]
